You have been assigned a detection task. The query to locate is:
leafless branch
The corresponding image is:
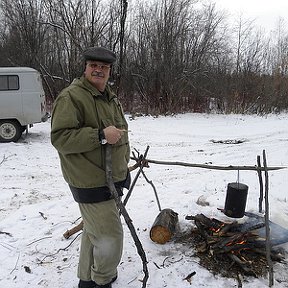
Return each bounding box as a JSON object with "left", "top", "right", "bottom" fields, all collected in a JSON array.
[
  {"left": 123, "top": 146, "right": 150, "bottom": 207},
  {"left": 263, "top": 150, "right": 274, "bottom": 287},
  {"left": 106, "top": 145, "right": 149, "bottom": 288},
  {"left": 0, "top": 155, "right": 8, "bottom": 165},
  {"left": 26, "top": 236, "right": 53, "bottom": 247},
  {"left": 131, "top": 157, "right": 285, "bottom": 172},
  {"left": 10, "top": 252, "right": 20, "bottom": 275},
  {"left": 0, "top": 231, "right": 12, "bottom": 237},
  {"left": 38, "top": 233, "right": 82, "bottom": 264},
  {"left": 257, "top": 155, "right": 264, "bottom": 213}
]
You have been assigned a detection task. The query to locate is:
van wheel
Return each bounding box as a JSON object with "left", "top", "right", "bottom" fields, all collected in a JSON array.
[{"left": 0, "top": 120, "right": 22, "bottom": 142}]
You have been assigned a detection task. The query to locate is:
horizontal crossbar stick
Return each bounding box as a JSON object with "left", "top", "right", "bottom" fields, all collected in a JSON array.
[{"left": 131, "top": 157, "right": 286, "bottom": 172}]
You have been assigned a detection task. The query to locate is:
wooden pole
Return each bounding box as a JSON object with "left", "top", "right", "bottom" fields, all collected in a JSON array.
[
  {"left": 130, "top": 157, "right": 286, "bottom": 172},
  {"left": 123, "top": 146, "right": 150, "bottom": 207},
  {"left": 105, "top": 145, "right": 149, "bottom": 288},
  {"left": 257, "top": 155, "right": 264, "bottom": 213},
  {"left": 263, "top": 150, "right": 274, "bottom": 287},
  {"left": 140, "top": 169, "right": 162, "bottom": 212}
]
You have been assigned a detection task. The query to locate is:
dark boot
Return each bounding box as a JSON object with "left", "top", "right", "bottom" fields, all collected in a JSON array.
[
  {"left": 78, "top": 275, "right": 116, "bottom": 288},
  {"left": 95, "top": 284, "right": 111, "bottom": 288},
  {"left": 78, "top": 280, "right": 97, "bottom": 288}
]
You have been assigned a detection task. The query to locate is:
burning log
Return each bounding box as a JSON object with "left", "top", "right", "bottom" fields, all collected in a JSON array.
[{"left": 150, "top": 209, "right": 179, "bottom": 244}]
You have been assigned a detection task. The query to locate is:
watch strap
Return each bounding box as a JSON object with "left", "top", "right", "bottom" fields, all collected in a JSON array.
[{"left": 98, "top": 129, "right": 107, "bottom": 144}]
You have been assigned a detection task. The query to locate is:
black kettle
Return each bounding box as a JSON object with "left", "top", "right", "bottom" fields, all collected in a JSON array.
[{"left": 224, "top": 182, "right": 248, "bottom": 218}]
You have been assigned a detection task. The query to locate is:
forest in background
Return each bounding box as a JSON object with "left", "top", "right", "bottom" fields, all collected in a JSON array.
[{"left": 0, "top": 0, "right": 288, "bottom": 115}]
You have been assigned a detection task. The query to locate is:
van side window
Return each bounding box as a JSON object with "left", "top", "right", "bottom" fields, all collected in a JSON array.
[{"left": 0, "top": 75, "right": 19, "bottom": 91}]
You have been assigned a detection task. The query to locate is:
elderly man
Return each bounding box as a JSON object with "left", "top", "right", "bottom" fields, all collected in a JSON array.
[{"left": 51, "top": 47, "right": 130, "bottom": 288}]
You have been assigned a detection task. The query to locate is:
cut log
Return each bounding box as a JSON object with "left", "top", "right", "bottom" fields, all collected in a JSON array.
[
  {"left": 150, "top": 209, "right": 178, "bottom": 244},
  {"left": 63, "top": 221, "right": 83, "bottom": 239}
]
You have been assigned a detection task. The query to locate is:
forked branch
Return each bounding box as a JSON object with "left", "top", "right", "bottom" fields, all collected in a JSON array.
[{"left": 106, "top": 145, "right": 149, "bottom": 288}]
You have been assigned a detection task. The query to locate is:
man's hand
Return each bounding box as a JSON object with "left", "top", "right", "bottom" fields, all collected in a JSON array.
[{"left": 103, "top": 126, "right": 126, "bottom": 144}]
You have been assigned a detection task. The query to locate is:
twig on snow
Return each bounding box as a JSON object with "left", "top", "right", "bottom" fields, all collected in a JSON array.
[
  {"left": 0, "top": 155, "right": 8, "bottom": 165},
  {"left": 38, "top": 233, "right": 81, "bottom": 264},
  {"left": 39, "top": 211, "right": 47, "bottom": 220},
  {"left": 0, "top": 231, "right": 12, "bottom": 237},
  {"left": 0, "top": 154, "right": 16, "bottom": 166},
  {"left": 183, "top": 271, "right": 196, "bottom": 284},
  {"left": 10, "top": 252, "right": 20, "bottom": 274},
  {"left": 26, "top": 236, "right": 53, "bottom": 246}
]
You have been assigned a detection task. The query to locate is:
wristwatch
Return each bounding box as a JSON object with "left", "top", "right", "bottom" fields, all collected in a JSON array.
[{"left": 98, "top": 129, "right": 107, "bottom": 145}]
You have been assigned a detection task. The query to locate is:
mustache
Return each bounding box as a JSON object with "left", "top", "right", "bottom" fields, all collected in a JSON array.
[{"left": 91, "top": 72, "right": 104, "bottom": 77}]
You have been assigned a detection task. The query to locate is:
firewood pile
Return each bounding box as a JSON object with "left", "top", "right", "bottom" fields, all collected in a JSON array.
[{"left": 176, "top": 213, "right": 286, "bottom": 280}]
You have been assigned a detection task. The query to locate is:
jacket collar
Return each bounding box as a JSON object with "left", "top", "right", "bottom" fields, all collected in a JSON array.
[{"left": 77, "top": 76, "right": 116, "bottom": 101}]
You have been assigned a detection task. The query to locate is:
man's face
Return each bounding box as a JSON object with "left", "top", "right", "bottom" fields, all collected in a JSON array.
[{"left": 84, "top": 61, "right": 111, "bottom": 91}]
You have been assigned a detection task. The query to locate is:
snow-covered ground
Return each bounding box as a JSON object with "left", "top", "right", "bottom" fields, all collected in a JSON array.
[{"left": 1, "top": 113, "right": 288, "bottom": 288}]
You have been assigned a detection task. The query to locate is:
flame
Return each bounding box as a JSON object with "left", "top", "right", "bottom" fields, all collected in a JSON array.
[
  {"left": 210, "top": 223, "right": 225, "bottom": 234},
  {"left": 226, "top": 239, "right": 247, "bottom": 247}
]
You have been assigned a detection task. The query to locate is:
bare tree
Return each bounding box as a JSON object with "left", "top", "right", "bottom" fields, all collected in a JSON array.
[
  {"left": 122, "top": 0, "right": 227, "bottom": 114},
  {"left": 1, "top": 0, "right": 288, "bottom": 114},
  {"left": 0, "top": 0, "right": 48, "bottom": 67}
]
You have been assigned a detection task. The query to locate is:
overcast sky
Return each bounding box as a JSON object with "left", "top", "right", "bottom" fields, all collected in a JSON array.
[{"left": 214, "top": 0, "right": 288, "bottom": 32}]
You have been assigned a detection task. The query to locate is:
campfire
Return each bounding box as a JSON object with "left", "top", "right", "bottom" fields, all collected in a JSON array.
[
  {"left": 148, "top": 175, "right": 287, "bottom": 286},
  {"left": 179, "top": 212, "right": 287, "bottom": 281}
]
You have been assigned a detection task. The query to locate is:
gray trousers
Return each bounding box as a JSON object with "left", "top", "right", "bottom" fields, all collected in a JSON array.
[{"left": 78, "top": 199, "right": 123, "bottom": 285}]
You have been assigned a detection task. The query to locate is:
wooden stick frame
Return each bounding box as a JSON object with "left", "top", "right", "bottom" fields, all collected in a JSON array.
[{"left": 63, "top": 147, "right": 281, "bottom": 287}]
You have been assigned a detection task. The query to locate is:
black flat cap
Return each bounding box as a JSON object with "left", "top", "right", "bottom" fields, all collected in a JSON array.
[{"left": 83, "top": 47, "right": 116, "bottom": 64}]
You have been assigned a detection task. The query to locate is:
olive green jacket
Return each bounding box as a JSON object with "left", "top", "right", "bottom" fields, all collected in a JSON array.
[{"left": 51, "top": 76, "right": 130, "bottom": 188}]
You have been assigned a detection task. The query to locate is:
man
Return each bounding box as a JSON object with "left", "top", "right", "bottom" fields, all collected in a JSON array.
[{"left": 51, "top": 47, "right": 130, "bottom": 288}]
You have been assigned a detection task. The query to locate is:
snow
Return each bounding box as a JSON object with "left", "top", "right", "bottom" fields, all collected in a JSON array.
[{"left": 1, "top": 113, "right": 288, "bottom": 288}]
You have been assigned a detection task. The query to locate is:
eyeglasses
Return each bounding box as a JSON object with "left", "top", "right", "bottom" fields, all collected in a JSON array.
[{"left": 87, "top": 62, "right": 111, "bottom": 71}]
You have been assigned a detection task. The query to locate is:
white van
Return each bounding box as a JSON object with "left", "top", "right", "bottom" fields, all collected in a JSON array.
[{"left": 0, "top": 67, "right": 49, "bottom": 142}]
